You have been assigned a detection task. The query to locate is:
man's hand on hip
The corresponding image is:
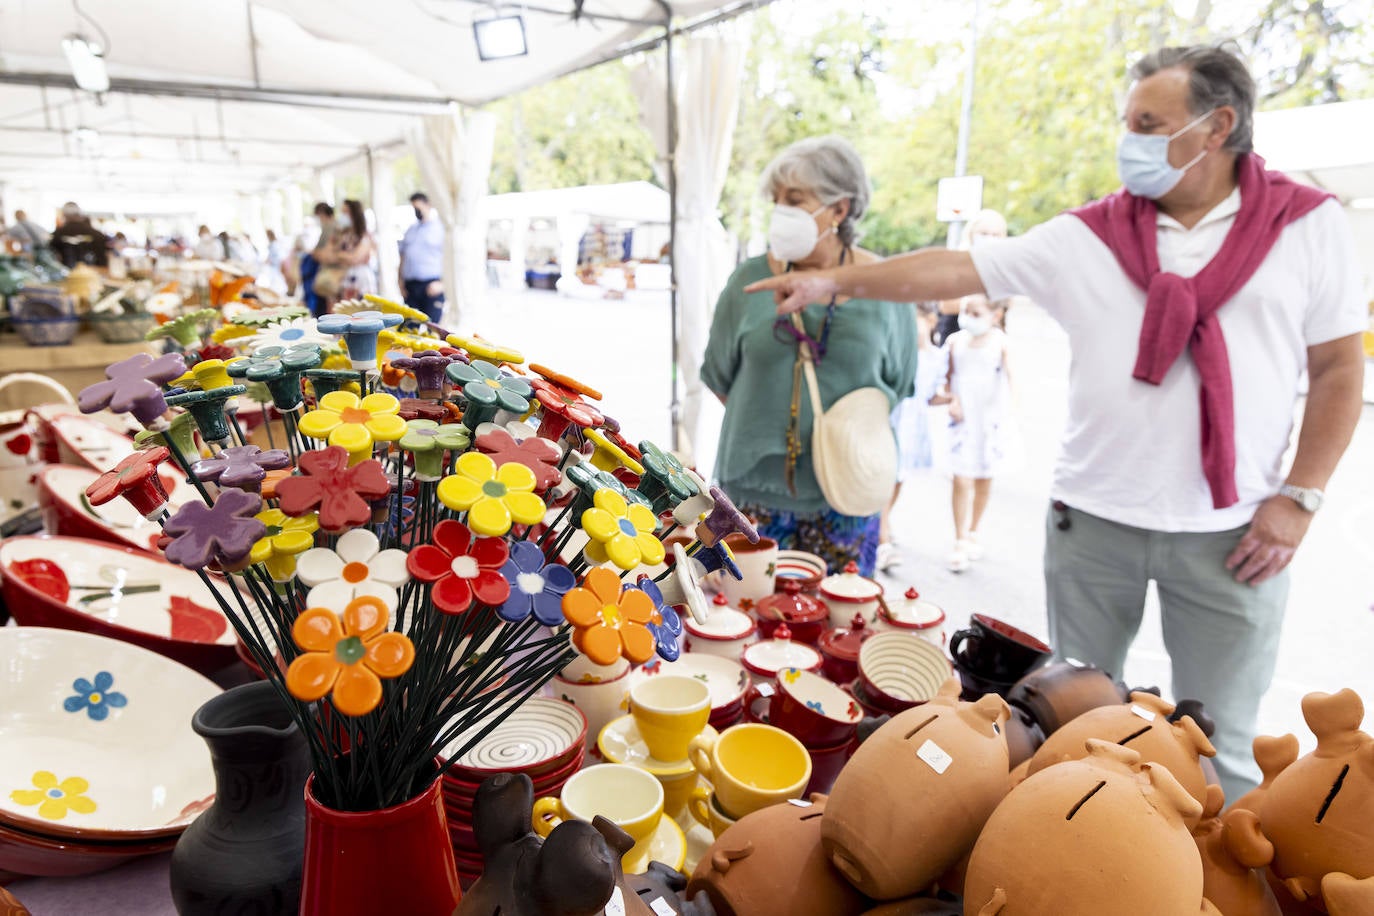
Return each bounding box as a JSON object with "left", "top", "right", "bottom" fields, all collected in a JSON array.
[{"left": 1225, "top": 495, "right": 1313, "bottom": 585}]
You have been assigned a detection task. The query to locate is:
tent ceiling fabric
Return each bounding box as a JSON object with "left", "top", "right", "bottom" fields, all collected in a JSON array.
[{"left": 0, "top": 0, "right": 734, "bottom": 195}]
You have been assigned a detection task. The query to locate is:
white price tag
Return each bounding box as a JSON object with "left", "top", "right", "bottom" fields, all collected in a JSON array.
[
  {"left": 917, "top": 739, "right": 953, "bottom": 775},
  {"left": 1131, "top": 704, "right": 1156, "bottom": 722},
  {"left": 787, "top": 797, "right": 813, "bottom": 808},
  {"left": 605, "top": 886, "right": 626, "bottom": 916},
  {"left": 650, "top": 898, "right": 675, "bottom": 916}
]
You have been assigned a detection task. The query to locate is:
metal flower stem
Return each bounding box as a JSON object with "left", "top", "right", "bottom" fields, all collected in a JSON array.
[
  {"left": 261, "top": 409, "right": 278, "bottom": 451},
  {"left": 227, "top": 410, "right": 247, "bottom": 448},
  {"left": 159, "top": 433, "right": 215, "bottom": 505}
]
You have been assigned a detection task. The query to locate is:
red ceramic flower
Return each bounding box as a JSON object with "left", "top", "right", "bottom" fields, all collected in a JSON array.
[
  {"left": 474, "top": 427, "right": 562, "bottom": 493},
  {"left": 85, "top": 446, "right": 173, "bottom": 519},
  {"left": 405, "top": 519, "right": 511, "bottom": 614},
  {"left": 530, "top": 378, "right": 605, "bottom": 441},
  {"left": 275, "top": 446, "right": 391, "bottom": 533}
]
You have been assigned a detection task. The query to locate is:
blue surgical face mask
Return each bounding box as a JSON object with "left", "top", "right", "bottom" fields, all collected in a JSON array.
[{"left": 1116, "top": 109, "right": 1216, "bottom": 199}]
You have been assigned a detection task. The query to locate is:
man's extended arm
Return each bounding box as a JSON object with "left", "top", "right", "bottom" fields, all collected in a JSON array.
[{"left": 744, "top": 248, "right": 987, "bottom": 314}]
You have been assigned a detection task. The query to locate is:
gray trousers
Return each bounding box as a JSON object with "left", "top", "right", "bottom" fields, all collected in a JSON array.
[{"left": 1043, "top": 503, "right": 1288, "bottom": 804}]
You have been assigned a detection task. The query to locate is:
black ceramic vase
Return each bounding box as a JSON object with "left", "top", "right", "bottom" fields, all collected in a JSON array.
[{"left": 170, "top": 680, "right": 311, "bottom": 915}]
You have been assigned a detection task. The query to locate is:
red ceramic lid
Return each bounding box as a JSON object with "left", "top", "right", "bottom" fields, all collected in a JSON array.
[
  {"left": 754, "top": 579, "right": 828, "bottom": 626},
  {"left": 817, "top": 612, "right": 873, "bottom": 662}
]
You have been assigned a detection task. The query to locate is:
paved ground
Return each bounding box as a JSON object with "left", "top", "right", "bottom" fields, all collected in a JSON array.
[{"left": 463, "top": 285, "right": 1374, "bottom": 746}]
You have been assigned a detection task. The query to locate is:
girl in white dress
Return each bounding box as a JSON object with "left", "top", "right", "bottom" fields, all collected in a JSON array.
[{"left": 943, "top": 295, "right": 1014, "bottom": 572}]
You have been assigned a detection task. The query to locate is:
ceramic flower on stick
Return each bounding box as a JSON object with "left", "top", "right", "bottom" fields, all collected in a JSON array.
[{"left": 79, "top": 305, "right": 750, "bottom": 816}]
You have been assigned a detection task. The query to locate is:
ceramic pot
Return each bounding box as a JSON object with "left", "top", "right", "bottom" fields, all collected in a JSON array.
[
  {"left": 170, "top": 682, "right": 311, "bottom": 916},
  {"left": 551, "top": 669, "right": 632, "bottom": 753},
  {"left": 817, "top": 614, "right": 873, "bottom": 685},
  {"left": 773, "top": 549, "right": 827, "bottom": 594},
  {"left": 687, "top": 794, "right": 871, "bottom": 916},
  {"left": 948, "top": 614, "right": 1051, "bottom": 684},
  {"left": 754, "top": 580, "right": 829, "bottom": 645},
  {"left": 818, "top": 562, "right": 883, "bottom": 630},
  {"left": 1004, "top": 659, "right": 1129, "bottom": 735},
  {"left": 871, "top": 588, "right": 945, "bottom": 648},
  {"left": 964, "top": 741, "right": 1208, "bottom": 915},
  {"left": 716, "top": 535, "right": 779, "bottom": 611},
  {"left": 299, "top": 765, "right": 462, "bottom": 915},
  {"left": 683, "top": 594, "right": 757, "bottom": 660},
  {"left": 805, "top": 736, "right": 855, "bottom": 796},
  {"left": 821, "top": 686, "right": 1010, "bottom": 900},
  {"left": 739, "top": 626, "right": 823, "bottom": 683}
]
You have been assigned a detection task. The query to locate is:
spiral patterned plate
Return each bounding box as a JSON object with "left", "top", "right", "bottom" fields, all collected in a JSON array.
[{"left": 440, "top": 697, "right": 587, "bottom": 777}]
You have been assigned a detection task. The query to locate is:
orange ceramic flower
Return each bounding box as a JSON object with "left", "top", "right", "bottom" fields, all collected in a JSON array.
[
  {"left": 285, "top": 596, "right": 415, "bottom": 716},
  {"left": 561, "top": 567, "right": 655, "bottom": 666}
]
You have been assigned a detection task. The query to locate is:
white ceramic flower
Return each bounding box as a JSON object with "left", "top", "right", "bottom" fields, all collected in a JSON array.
[
  {"left": 245, "top": 317, "right": 335, "bottom": 355},
  {"left": 658, "top": 542, "right": 710, "bottom": 624},
  {"left": 672, "top": 468, "right": 715, "bottom": 526},
  {"left": 295, "top": 528, "right": 410, "bottom": 612}
]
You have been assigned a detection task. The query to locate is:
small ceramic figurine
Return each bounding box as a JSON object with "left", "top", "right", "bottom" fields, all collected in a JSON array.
[
  {"left": 1191, "top": 785, "right": 1281, "bottom": 916},
  {"left": 965, "top": 740, "right": 1220, "bottom": 915},
  {"left": 687, "top": 794, "right": 872, "bottom": 916},
  {"left": 626, "top": 862, "right": 717, "bottom": 916},
  {"left": 1026, "top": 691, "right": 1216, "bottom": 814},
  {"left": 1221, "top": 689, "right": 1374, "bottom": 915},
  {"left": 822, "top": 680, "right": 1011, "bottom": 901}
]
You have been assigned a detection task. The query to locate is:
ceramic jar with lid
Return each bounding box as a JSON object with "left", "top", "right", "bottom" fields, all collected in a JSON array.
[
  {"left": 683, "top": 593, "right": 758, "bottom": 660},
  {"left": 754, "top": 579, "right": 829, "bottom": 645},
  {"left": 817, "top": 613, "right": 873, "bottom": 685},
  {"left": 740, "top": 624, "right": 823, "bottom": 683},
  {"left": 872, "top": 587, "right": 946, "bottom": 648},
  {"left": 818, "top": 562, "right": 884, "bottom": 630}
]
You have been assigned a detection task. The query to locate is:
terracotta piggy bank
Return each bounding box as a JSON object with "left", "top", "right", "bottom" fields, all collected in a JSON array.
[
  {"left": 1192, "top": 784, "right": 1280, "bottom": 916},
  {"left": 965, "top": 740, "right": 1219, "bottom": 915},
  {"left": 1222, "top": 689, "right": 1374, "bottom": 915},
  {"left": 1027, "top": 691, "right": 1215, "bottom": 815},
  {"left": 822, "top": 681, "right": 1011, "bottom": 900},
  {"left": 687, "top": 793, "right": 871, "bottom": 916}
]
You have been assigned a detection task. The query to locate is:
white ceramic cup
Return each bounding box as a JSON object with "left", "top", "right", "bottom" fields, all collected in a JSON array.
[{"left": 717, "top": 535, "right": 779, "bottom": 610}]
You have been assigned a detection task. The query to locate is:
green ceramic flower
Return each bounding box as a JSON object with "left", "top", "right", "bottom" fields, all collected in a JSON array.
[
  {"left": 146, "top": 309, "right": 219, "bottom": 348},
  {"left": 228, "top": 344, "right": 323, "bottom": 410},
  {"left": 229, "top": 305, "right": 308, "bottom": 328},
  {"left": 133, "top": 410, "right": 198, "bottom": 458},
  {"left": 165, "top": 386, "right": 245, "bottom": 445},
  {"left": 399, "top": 419, "right": 471, "bottom": 479},
  {"left": 445, "top": 359, "right": 531, "bottom": 430},
  {"left": 636, "top": 439, "right": 698, "bottom": 513}
]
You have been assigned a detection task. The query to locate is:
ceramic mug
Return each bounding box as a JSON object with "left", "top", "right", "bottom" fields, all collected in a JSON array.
[
  {"left": 949, "top": 614, "right": 1052, "bottom": 683},
  {"left": 688, "top": 785, "right": 739, "bottom": 839},
  {"left": 629, "top": 675, "right": 711, "bottom": 763},
  {"left": 717, "top": 535, "right": 779, "bottom": 610},
  {"left": 768, "top": 667, "right": 863, "bottom": 748},
  {"left": 689, "top": 723, "right": 812, "bottom": 820},
  {"left": 657, "top": 769, "right": 700, "bottom": 821},
  {"left": 553, "top": 668, "right": 632, "bottom": 752},
  {"left": 532, "top": 764, "right": 663, "bottom": 864}
]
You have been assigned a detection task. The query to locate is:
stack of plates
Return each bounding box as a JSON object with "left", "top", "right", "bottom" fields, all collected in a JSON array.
[
  {"left": 0, "top": 627, "right": 219, "bottom": 877},
  {"left": 436, "top": 697, "right": 587, "bottom": 888}
]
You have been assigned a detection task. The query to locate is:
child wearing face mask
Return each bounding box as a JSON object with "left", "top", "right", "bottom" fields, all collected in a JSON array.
[{"left": 939, "top": 294, "right": 1015, "bottom": 572}]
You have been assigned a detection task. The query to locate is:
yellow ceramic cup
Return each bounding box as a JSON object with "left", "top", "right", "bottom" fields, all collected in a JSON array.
[
  {"left": 630, "top": 675, "right": 711, "bottom": 763},
  {"left": 531, "top": 764, "right": 664, "bottom": 863},
  {"left": 688, "top": 785, "right": 739, "bottom": 839},
  {"left": 656, "top": 769, "right": 700, "bottom": 821},
  {"left": 688, "top": 722, "right": 812, "bottom": 820}
]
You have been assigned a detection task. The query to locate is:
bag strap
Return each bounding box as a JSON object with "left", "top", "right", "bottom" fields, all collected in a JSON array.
[{"left": 792, "top": 313, "right": 825, "bottom": 420}]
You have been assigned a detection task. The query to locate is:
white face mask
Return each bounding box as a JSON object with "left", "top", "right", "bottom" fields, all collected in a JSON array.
[
  {"left": 337, "top": 215, "right": 353, "bottom": 230},
  {"left": 1116, "top": 109, "right": 1215, "bottom": 199},
  {"left": 768, "top": 203, "right": 831, "bottom": 263},
  {"left": 958, "top": 313, "right": 992, "bottom": 337}
]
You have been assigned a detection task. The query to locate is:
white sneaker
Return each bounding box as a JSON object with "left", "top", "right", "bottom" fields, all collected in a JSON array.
[
  {"left": 948, "top": 542, "right": 969, "bottom": 573},
  {"left": 877, "top": 542, "right": 902, "bottom": 572},
  {"left": 965, "top": 533, "right": 985, "bottom": 561}
]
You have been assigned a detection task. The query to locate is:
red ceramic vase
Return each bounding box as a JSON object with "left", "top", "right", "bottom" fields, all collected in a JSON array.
[{"left": 299, "top": 770, "right": 462, "bottom": 916}]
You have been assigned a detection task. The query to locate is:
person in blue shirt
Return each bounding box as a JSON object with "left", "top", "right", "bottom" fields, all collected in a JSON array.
[{"left": 398, "top": 192, "right": 446, "bottom": 323}]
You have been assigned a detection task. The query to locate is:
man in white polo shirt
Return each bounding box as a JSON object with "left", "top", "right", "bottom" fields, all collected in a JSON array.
[{"left": 745, "top": 45, "right": 1366, "bottom": 801}]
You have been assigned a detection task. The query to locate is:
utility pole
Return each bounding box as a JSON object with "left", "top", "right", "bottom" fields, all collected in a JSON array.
[{"left": 948, "top": 0, "right": 980, "bottom": 250}]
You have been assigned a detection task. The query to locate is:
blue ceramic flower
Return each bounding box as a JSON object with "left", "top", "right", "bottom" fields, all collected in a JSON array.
[
  {"left": 497, "top": 541, "right": 577, "bottom": 627},
  {"left": 63, "top": 672, "right": 128, "bottom": 721},
  {"left": 317, "top": 310, "right": 403, "bottom": 369},
  {"left": 633, "top": 576, "right": 681, "bottom": 662}
]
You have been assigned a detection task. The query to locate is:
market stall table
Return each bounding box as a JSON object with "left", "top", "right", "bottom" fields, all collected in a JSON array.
[{"left": 0, "top": 332, "right": 156, "bottom": 400}]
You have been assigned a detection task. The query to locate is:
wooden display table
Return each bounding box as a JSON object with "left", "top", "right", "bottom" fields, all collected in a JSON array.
[{"left": 0, "top": 331, "right": 156, "bottom": 398}]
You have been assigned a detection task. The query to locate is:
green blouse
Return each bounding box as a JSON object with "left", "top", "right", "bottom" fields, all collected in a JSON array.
[{"left": 701, "top": 255, "right": 919, "bottom": 515}]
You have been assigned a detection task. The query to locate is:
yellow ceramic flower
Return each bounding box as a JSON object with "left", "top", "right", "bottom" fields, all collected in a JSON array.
[
  {"left": 436, "top": 451, "right": 545, "bottom": 536},
  {"left": 11, "top": 771, "right": 97, "bottom": 821},
  {"left": 191, "top": 358, "right": 234, "bottom": 391},
  {"left": 585, "top": 427, "right": 645, "bottom": 476},
  {"left": 298, "top": 390, "right": 407, "bottom": 462},
  {"left": 379, "top": 328, "right": 446, "bottom": 352},
  {"left": 580, "top": 488, "right": 664, "bottom": 570},
  {"left": 359, "top": 293, "right": 431, "bottom": 324},
  {"left": 445, "top": 332, "right": 525, "bottom": 365},
  {"left": 250, "top": 508, "right": 320, "bottom": 581},
  {"left": 285, "top": 596, "right": 415, "bottom": 717},
  {"left": 211, "top": 324, "right": 256, "bottom": 345},
  {"left": 321, "top": 350, "right": 354, "bottom": 371}
]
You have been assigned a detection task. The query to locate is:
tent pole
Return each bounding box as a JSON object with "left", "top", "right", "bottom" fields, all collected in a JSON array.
[{"left": 655, "top": 1, "right": 680, "bottom": 452}]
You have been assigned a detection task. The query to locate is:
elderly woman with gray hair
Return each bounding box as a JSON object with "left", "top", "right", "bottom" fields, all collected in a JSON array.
[{"left": 701, "top": 135, "right": 917, "bottom": 577}]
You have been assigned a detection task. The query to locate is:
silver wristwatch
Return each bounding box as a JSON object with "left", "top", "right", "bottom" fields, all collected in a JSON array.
[{"left": 1278, "top": 484, "right": 1324, "bottom": 512}]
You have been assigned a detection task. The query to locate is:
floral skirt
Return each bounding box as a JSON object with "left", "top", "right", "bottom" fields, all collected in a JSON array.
[{"left": 736, "top": 501, "right": 881, "bottom": 577}]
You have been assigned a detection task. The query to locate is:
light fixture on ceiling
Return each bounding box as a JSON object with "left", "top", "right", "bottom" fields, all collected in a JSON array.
[
  {"left": 473, "top": 14, "right": 528, "bottom": 61},
  {"left": 62, "top": 34, "right": 109, "bottom": 94}
]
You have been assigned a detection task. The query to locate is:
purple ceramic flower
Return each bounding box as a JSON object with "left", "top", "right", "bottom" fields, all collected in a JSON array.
[
  {"left": 698, "top": 485, "right": 758, "bottom": 547},
  {"left": 162, "top": 488, "right": 266, "bottom": 571},
  {"left": 78, "top": 352, "right": 187, "bottom": 427},
  {"left": 497, "top": 541, "right": 577, "bottom": 627},
  {"left": 633, "top": 576, "right": 681, "bottom": 662},
  {"left": 390, "top": 351, "right": 455, "bottom": 399},
  {"left": 192, "top": 445, "right": 291, "bottom": 493}
]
